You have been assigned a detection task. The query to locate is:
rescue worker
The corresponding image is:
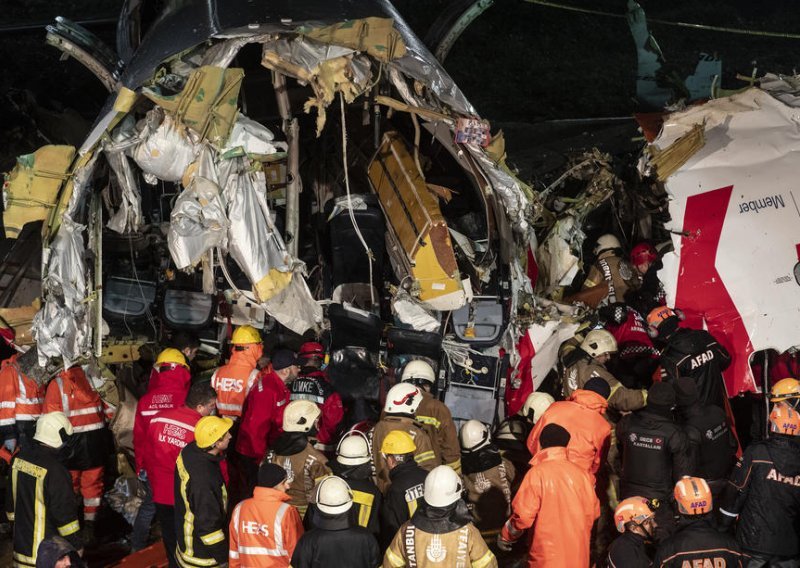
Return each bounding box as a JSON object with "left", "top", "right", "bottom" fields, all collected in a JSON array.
[
  {"left": 720, "top": 404, "right": 800, "bottom": 565},
  {"left": 174, "top": 415, "right": 233, "bottom": 568},
  {"left": 211, "top": 324, "right": 263, "bottom": 420},
  {"left": 527, "top": 377, "right": 611, "bottom": 480},
  {"left": 143, "top": 383, "right": 217, "bottom": 568},
  {"left": 601, "top": 303, "right": 660, "bottom": 389},
  {"left": 6, "top": 412, "right": 81, "bottom": 568},
  {"left": 35, "top": 535, "right": 86, "bottom": 568},
  {"left": 328, "top": 432, "right": 381, "bottom": 535},
  {"left": 371, "top": 383, "right": 436, "bottom": 494},
  {"left": 291, "top": 476, "right": 380, "bottom": 568},
  {"left": 498, "top": 424, "right": 599, "bottom": 567},
  {"left": 236, "top": 349, "right": 298, "bottom": 495},
  {"left": 582, "top": 234, "right": 638, "bottom": 305},
  {"left": 561, "top": 329, "right": 647, "bottom": 416},
  {"left": 170, "top": 331, "right": 201, "bottom": 365},
  {"left": 607, "top": 496, "right": 658, "bottom": 568},
  {"left": 228, "top": 462, "right": 304, "bottom": 567},
  {"left": 132, "top": 348, "right": 192, "bottom": 552},
  {"left": 674, "top": 376, "right": 737, "bottom": 500},
  {"left": 379, "top": 430, "right": 428, "bottom": 550},
  {"left": 289, "top": 342, "right": 344, "bottom": 454},
  {"left": 770, "top": 377, "right": 800, "bottom": 411},
  {"left": 654, "top": 477, "right": 744, "bottom": 568},
  {"left": 264, "top": 400, "right": 331, "bottom": 518},
  {"left": 400, "top": 360, "right": 461, "bottom": 472},
  {"left": 44, "top": 365, "right": 112, "bottom": 528},
  {"left": 493, "top": 391, "right": 554, "bottom": 481},
  {"left": 648, "top": 306, "right": 732, "bottom": 409},
  {"left": 617, "top": 381, "right": 692, "bottom": 540},
  {"left": 625, "top": 241, "right": 666, "bottom": 316},
  {"left": 0, "top": 352, "right": 44, "bottom": 456},
  {"left": 459, "top": 420, "right": 515, "bottom": 542},
  {"left": 384, "top": 465, "right": 497, "bottom": 568}
]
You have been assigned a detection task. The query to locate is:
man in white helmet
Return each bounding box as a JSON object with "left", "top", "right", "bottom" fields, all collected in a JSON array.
[
  {"left": 581, "top": 233, "right": 639, "bottom": 306},
  {"left": 400, "top": 360, "right": 461, "bottom": 473},
  {"left": 493, "top": 392, "right": 554, "bottom": 480},
  {"left": 383, "top": 465, "right": 497, "bottom": 568},
  {"left": 7, "top": 412, "right": 82, "bottom": 567},
  {"left": 371, "top": 383, "right": 436, "bottom": 494}
]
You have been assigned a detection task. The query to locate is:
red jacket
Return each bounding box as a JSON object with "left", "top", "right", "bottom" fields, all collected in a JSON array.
[
  {"left": 236, "top": 370, "right": 291, "bottom": 460},
  {"left": 605, "top": 307, "right": 659, "bottom": 360},
  {"left": 143, "top": 405, "right": 201, "bottom": 505},
  {"left": 526, "top": 389, "right": 611, "bottom": 477},
  {"left": 133, "top": 365, "right": 191, "bottom": 473}
]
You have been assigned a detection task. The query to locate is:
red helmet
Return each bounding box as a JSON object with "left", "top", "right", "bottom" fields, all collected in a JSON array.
[
  {"left": 298, "top": 342, "right": 325, "bottom": 359},
  {"left": 630, "top": 243, "right": 657, "bottom": 267}
]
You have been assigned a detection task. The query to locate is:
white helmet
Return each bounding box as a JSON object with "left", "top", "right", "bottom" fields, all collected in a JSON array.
[
  {"left": 424, "top": 465, "right": 463, "bottom": 508},
  {"left": 384, "top": 383, "right": 423, "bottom": 415},
  {"left": 336, "top": 432, "right": 371, "bottom": 466},
  {"left": 459, "top": 420, "right": 491, "bottom": 452},
  {"left": 580, "top": 329, "right": 618, "bottom": 358},
  {"left": 315, "top": 475, "right": 353, "bottom": 515},
  {"left": 34, "top": 412, "right": 73, "bottom": 449},
  {"left": 521, "top": 392, "right": 555, "bottom": 424},
  {"left": 401, "top": 360, "right": 435, "bottom": 386},
  {"left": 283, "top": 400, "right": 321, "bottom": 433},
  {"left": 594, "top": 234, "right": 621, "bottom": 255}
]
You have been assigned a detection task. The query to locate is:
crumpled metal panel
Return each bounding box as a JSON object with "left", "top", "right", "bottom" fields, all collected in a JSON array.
[
  {"left": 104, "top": 120, "right": 143, "bottom": 234},
  {"left": 261, "top": 265, "right": 323, "bottom": 335},
  {"left": 262, "top": 37, "right": 355, "bottom": 71}
]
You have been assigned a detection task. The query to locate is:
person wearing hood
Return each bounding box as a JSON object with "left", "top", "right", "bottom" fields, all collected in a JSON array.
[
  {"left": 654, "top": 477, "right": 744, "bottom": 568},
  {"left": 498, "top": 424, "right": 598, "bottom": 567},
  {"left": 325, "top": 431, "right": 381, "bottom": 536},
  {"left": 459, "top": 420, "right": 515, "bottom": 543},
  {"left": 264, "top": 400, "right": 331, "bottom": 518},
  {"left": 607, "top": 496, "right": 658, "bottom": 568},
  {"left": 35, "top": 536, "right": 86, "bottom": 568},
  {"left": 211, "top": 325, "right": 263, "bottom": 421},
  {"left": 384, "top": 465, "right": 497, "bottom": 568},
  {"left": 7, "top": 412, "right": 82, "bottom": 568},
  {"left": 493, "top": 391, "right": 554, "bottom": 483},
  {"left": 581, "top": 234, "right": 639, "bottom": 306},
  {"left": 228, "top": 462, "right": 304, "bottom": 567},
  {"left": 291, "top": 476, "right": 380, "bottom": 568},
  {"left": 720, "top": 403, "right": 800, "bottom": 565},
  {"left": 617, "top": 381, "right": 692, "bottom": 540}
]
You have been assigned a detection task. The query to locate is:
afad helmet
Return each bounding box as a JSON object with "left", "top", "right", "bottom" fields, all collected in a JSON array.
[
  {"left": 384, "top": 383, "right": 423, "bottom": 415},
  {"left": 770, "top": 378, "right": 800, "bottom": 403},
  {"left": 580, "top": 330, "right": 618, "bottom": 358},
  {"left": 459, "top": 420, "right": 491, "bottom": 452},
  {"left": 520, "top": 392, "right": 555, "bottom": 424},
  {"left": 674, "top": 476, "right": 712, "bottom": 515},
  {"left": 646, "top": 306, "right": 683, "bottom": 338},
  {"left": 614, "top": 496, "right": 657, "bottom": 533},
  {"left": 769, "top": 403, "right": 800, "bottom": 436},
  {"left": 630, "top": 242, "right": 658, "bottom": 268},
  {"left": 155, "top": 348, "right": 189, "bottom": 369}
]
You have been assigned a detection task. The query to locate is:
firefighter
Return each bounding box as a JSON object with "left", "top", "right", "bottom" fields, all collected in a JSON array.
[
  {"left": 211, "top": 325, "right": 263, "bottom": 420},
  {"left": 174, "top": 415, "right": 233, "bottom": 568},
  {"left": 581, "top": 234, "right": 638, "bottom": 305},
  {"left": 673, "top": 376, "right": 737, "bottom": 500},
  {"left": 561, "top": 329, "right": 647, "bottom": 415},
  {"left": 0, "top": 352, "right": 44, "bottom": 456},
  {"left": 228, "top": 462, "right": 304, "bottom": 567},
  {"left": 607, "top": 496, "right": 658, "bottom": 568},
  {"left": 43, "top": 365, "right": 112, "bottom": 529},
  {"left": 400, "top": 360, "right": 461, "bottom": 472},
  {"left": 328, "top": 432, "right": 381, "bottom": 535},
  {"left": 617, "top": 381, "right": 692, "bottom": 540},
  {"left": 648, "top": 306, "right": 732, "bottom": 409},
  {"left": 384, "top": 465, "right": 497, "bottom": 568},
  {"left": 720, "top": 404, "right": 800, "bottom": 565},
  {"left": 493, "top": 391, "right": 554, "bottom": 481},
  {"left": 289, "top": 342, "right": 344, "bottom": 454},
  {"left": 498, "top": 424, "right": 599, "bottom": 567},
  {"left": 378, "top": 430, "right": 428, "bottom": 550},
  {"left": 291, "top": 476, "right": 380, "bottom": 568},
  {"left": 264, "top": 400, "right": 331, "bottom": 518},
  {"left": 371, "top": 383, "right": 436, "bottom": 494},
  {"left": 143, "top": 383, "right": 217, "bottom": 568},
  {"left": 132, "top": 348, "right": 192, "bottom": 552},
  {"left": 6, "top": 412, "right": 81, "bottom": 568},
  {"left": 654, "top": 477, "right": 744, "bottom": 568},
  {"left": 459, "top": 420, "right": 515, "bottom": 542},
  {"left": 236, "top": 349, "right": 299, "bottom": 495},
  {"left": 770, "top": 377, "right": 800, "bottom": 411}
]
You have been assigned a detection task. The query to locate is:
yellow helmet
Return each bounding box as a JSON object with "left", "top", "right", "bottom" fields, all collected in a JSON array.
[
  {"left": 381, "top": 430, "right": 417, "bottom": 455},
  {"left": 195, "top": 416, "right": 233, "bottom": 449},
  {"left": 231, "top": 325, "right": 261, "bottom": 345},
  {"left": 770, "top": 378, "right": 800, "bottom": 402},
  {"left": 155, "top": 348, "right": 189, "bottom": 369}
]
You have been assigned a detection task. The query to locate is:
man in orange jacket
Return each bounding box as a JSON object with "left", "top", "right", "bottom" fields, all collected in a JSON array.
[
  {"left": 229, "top": 462, "right": 304, "bottom": 567},
  {"left": 211, "top": 325, "right": 263, "bottom": 420},
  {"left": 499, "top": 423, "right": 599, "bottom": 567},
  {"left": 0, "top": 354, "right": 45, "bottom": 455}
]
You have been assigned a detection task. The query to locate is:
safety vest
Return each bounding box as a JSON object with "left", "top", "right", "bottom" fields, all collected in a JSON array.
[
  {"left": 44, "top": 368, "right": 106, "bottom": 434},
  {"left": 0, "top": 357, "right": 44, "bottom": 428}
]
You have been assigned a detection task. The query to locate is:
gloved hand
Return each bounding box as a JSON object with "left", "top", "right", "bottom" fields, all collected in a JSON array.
[
  {"left": 496, "top": 533, "right": 513, "bottom": 552},
  {"left": 3, "top": 439, "right": 17, "bottom": 453}
]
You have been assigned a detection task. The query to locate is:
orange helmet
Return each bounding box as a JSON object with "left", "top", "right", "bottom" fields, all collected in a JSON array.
[
  {"left": 674, "top": 476, "right": 712, "bottom": 515},
  {"left": 647, "top": 306, "right": 676, "bottom": 328},
  {"left": 770, "top": 378, "right": 800, "bottom": 403},
  {"left": 614, "top": 497, "right": 656, "bottom": 533},
  {"left": 769, "top": 403, "right": 800, "bottom": 436}
]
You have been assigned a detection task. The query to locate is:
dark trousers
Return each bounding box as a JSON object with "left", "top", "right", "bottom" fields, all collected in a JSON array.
[{"left": 155, "top": 503, "right": 178, "bottom": 568}]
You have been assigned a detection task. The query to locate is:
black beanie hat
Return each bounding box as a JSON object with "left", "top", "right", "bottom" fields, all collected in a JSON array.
[
  {"left": 648, "top": 381, "right": 676, "bottom": 409},
  {"left": 674, "top": 377, "right": 699, "bottom": 407},
  {"left": 583, "top": 377, "right": 611, "bottom": 400},
  {"left": 539, "top": 423, "right": 571, "bottom": 448},
  {"left": 258, "top": 462, "right": 288, "bottom": 488}
]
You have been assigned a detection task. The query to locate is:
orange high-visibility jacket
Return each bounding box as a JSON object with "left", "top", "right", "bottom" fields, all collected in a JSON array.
[
  {"left": 211, "top": 346, "right": 261, "bottom": 419},
  {"left": 0, "top": 355, "right": 44, "bottom": 435},
  {"left": 44, "top": 367, "right": 108, "bottom": 434}
]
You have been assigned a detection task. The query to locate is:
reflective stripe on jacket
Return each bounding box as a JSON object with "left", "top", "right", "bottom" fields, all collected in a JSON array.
[
  {"left": 383, "top": 521, "right": 497, "bottom": 568},
  {"left": 0, "top": 356, "right": 44, "bottom": 438},
  {"left": 415, "top": 392, "right": 461, "bottom": 472},
  {"left": 211, "top": 346, "right": 260, "bottom": 419},
  {"left": 371, "top": 416, "right": 437, "bottom": 494}
]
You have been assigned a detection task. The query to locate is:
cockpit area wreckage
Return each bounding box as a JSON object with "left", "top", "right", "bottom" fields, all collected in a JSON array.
[{"left": 2, "top": 0, "right": 799, "bottom": 448}]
